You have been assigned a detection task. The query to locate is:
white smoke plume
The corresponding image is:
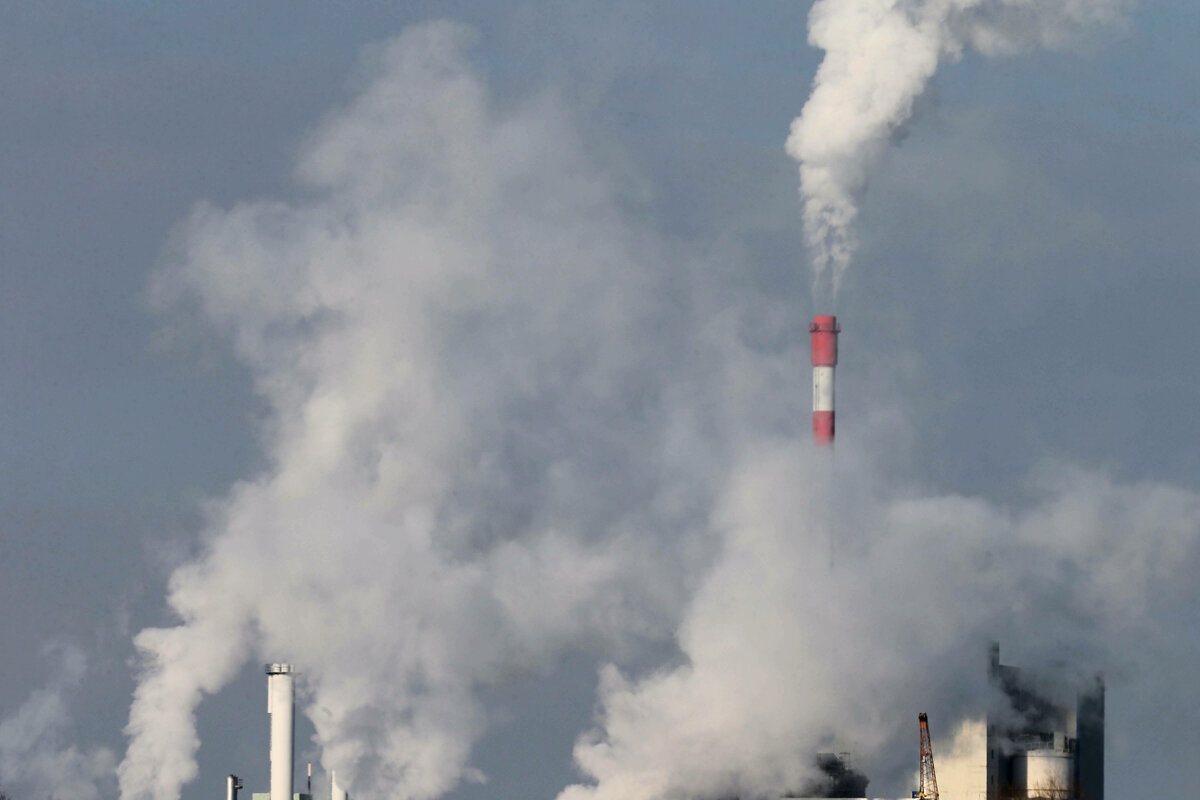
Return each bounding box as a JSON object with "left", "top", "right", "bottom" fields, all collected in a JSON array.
[
  {"left": 118, "top": 14, "right": 1200, "bottom": 800},
  {"left": 786, "top": 0, "right": 1131, "bottom": 298},
  {"left": 558, "top": 440, "right": 1200, "bottom": 800},
  {"left": 0, "top": 645, "right": 117, "bottom": 800},
  {"left": 121, "top": 20, "right": 728, "bottom": 800}
]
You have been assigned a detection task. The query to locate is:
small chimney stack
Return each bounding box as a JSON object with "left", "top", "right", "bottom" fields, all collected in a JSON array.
[{"left": 810, "top": 315, "right": 840, "bottom": 446}]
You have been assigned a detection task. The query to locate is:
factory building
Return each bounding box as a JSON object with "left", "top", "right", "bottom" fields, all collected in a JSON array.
[
  {"left": 985, "top": 644, "right": 1104, "bottom": 800},
  {"left": 917, "top": 645, "right": 1103, "bottom": 800},
  {"left": 781, "top": 642, "right": 1105, "bottom": 800}
]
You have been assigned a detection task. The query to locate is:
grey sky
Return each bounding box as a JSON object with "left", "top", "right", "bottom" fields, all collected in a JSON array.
[{"left": 2, "top": 2, "right": 1199, "bottom": 800}]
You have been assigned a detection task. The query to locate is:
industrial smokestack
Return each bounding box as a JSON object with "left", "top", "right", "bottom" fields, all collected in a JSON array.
[
  {"left": 226, "top": 775, "right": 242, "bottom": 800},
  {"left": 331, "top": 770, "right": 348, "bottom": 800},
  {"left": 266, "top": 664, "right": 295, "bottom": 800},
  {"left": 810, "top": 315, "right": 839, "bottom": 446}
]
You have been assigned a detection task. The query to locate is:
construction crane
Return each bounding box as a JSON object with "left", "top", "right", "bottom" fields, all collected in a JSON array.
[{"left": 917, "top": 712, "right": 939, "bottom": 800}]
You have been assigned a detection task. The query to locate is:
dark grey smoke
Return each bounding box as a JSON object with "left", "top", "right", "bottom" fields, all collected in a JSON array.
[{"left": 792, "top": 753, "right": 870, "bottom": 798}]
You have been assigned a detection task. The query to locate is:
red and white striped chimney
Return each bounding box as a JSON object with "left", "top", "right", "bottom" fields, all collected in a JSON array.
[{"left": 810, "top": 315, "right": 840, "bottom": 446}]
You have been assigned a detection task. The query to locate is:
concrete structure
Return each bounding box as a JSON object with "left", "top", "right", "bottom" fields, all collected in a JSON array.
[
  {"left": 266, "top": 664, "right": 296, "bottom": 800},
  {"left": 985, "top": 644, "right": 1104, "bottom": 800},
  {"left": 1012, "top": 744, "right": 1072, "bottom": 799},
  {"left": 248, "top": 665, "right": 332, "bottom": 800},
  {"left": 780, "top": 646, "right": 1103, "bottom": 800},
  {"left": 331, "top": 771, "right": 349, "bottom": 800},
  {"left": 930, "top": 647, "right": 1103, "bottom": 800},
  {"left": 810, "top": 315, "right": 839, "bottom": 446}
]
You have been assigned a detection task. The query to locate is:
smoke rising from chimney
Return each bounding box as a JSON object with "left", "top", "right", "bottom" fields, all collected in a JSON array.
[
  {"left": 119, "top": 22, "right": 722, "bottom": 800},
  {"left": 786, "top": 0, "right": 1131, "bottom": 298},
  {"left": 114, "top": 15, "right": 1200, "bottom": 800}
]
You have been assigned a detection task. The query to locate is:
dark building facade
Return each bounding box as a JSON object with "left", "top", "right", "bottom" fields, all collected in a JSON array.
[{"left": 986, "top": 644, "right": 1104, "bottom": 800}]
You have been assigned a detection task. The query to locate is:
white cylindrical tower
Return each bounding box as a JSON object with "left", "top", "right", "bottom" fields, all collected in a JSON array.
[
  {"left": 1013, "top": 747, "right": 1074, "bottom": 799},
  {"left": 331, "top": 770, "right": 348, "bottom": 800},
  {"left": 266, "top": 664, "right": 295, "bottom": 800}
]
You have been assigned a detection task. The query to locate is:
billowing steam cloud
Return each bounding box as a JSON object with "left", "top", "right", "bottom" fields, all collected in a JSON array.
[
  {"left": 0, "top": 645, "right": 116, "bottom": 800},
  {"left": 118, "top": 14, "right": 1200, "bottom": 800},
  {"left": 120, "top": 21, "right": 727, "bottom": 800},
  {"left": 560, "top": 445, "right": 1200, "bottom": 799},
  {"left": 787, "top": 0, "right": 1130, "bottom": 297}
]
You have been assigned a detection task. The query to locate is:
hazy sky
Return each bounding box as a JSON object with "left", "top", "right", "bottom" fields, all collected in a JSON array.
[{"left": 2, "top": 2, "right": 1200, "bottom": 800}]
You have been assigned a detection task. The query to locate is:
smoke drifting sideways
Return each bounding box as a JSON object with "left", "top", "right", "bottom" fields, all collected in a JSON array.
[
  {"left": 786, "top": 0, "right": 1131, "bottom": 300},
  {"left": 116, "top": 17, "right": 1200, "bottom": 800},
  {"left": 559, "top": 445, "right": 1200, "bottom": 800},
  {"left": 0, "top": 645, "right": 116, "bottom": 800}
]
